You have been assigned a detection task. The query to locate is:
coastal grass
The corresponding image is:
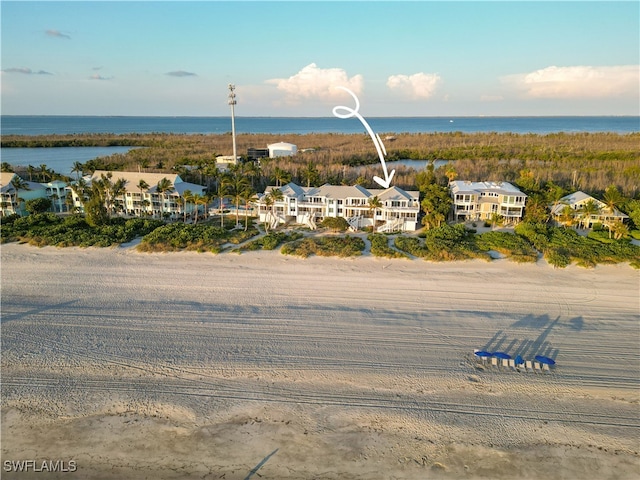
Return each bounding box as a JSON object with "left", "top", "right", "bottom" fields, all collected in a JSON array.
[
  {"left": 281, "top": 235, "right": 365, "bottom": 258},
  {"left": 0, "top": 213, "right": 163, "bottom": 247},
  {"left": 233, "top": 231, "right": 304, "bottom": 252},
  {"left": 368, "top": 233, "right": 409, "bottom": 259},
  {"left": 137, "top": 223, "right": 259, "bottom": 253},
  {"left": 394, "top": 224, "right": 489, "bottom": 262},
  {"left": 475, "top": 230, "right": 539, "bottom": 263},
  {"left": 515, "top": 222, "right": 640, "bottom": 268}
]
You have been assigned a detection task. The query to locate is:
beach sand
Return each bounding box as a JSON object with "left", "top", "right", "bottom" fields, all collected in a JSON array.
[{"left": 1, "top": 242, "right": 639, "bottom": 479}]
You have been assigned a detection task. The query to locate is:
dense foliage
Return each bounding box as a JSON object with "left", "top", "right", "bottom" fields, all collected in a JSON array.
[
  {"left": 281, "top": 235, "right": 365, "bottom": 258},
  {"left": 368, "top": 233, "right": 408, "bottom": 259},
  {"left": 5, "top": 132, "right": 639, "bottom": 195},
  {"left": 515, "top": 222, "right": 640, "bottom": 268},
  {"left": 475, "top": 231, "right": 539, "bottom": 263},
  {"left": 137, "top": 223, "right": 259, "bottom": 253},
  {"left": 393, "top": 224, "right": 487, "bottom": 261},
  {"left": 0, "top": 213, "right": 163, "bottom": 247},
  {"left": 234, "top": 231, "right": 304, "bottom": 252},
  {"left": 320, "top": 217, "right": 350, "bottom": 232}
]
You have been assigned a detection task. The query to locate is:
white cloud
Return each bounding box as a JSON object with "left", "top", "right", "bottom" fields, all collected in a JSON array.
[
  {"left": 166, "top": 70, "right": 197, "bottom": 77},
  {"left": 503, "top": 65, "right": 639, "bottom": 99},
  {"left": 267, "top": 63, "right": 363, "bottom": 102},
  {"left": 386, "top": 72, "right": 441, "bottom": 99},
  {"left": 46, "top": 29, "right": 71, "bottom": 40},
  {"left": 3, "top": 67, "right": 52, "bottom": 75}
]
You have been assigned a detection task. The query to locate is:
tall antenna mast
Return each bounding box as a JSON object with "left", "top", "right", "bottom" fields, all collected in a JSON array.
[{"left": 228, "top": 84, "right": 237, "bottom": 162}]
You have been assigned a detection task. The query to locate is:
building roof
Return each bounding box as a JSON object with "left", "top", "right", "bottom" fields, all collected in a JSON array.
[
  {"left": 267, "top": 142, "right": 297, "bottom": 149},
  {"left": 370, "top": 186, "right": 420, "bottom": 203},
  {"left": 450, "top": 180, "right": 526, "bottom": 197},
  {"left": 551, "top": 190, "right": 628, "bottom": 219},
  {"left": 263, "top": 182, "right": 418, "bottom": 203},
  {"left": 0, "top": 173, "right": 47, "bottom": 193},
  {"left": 90, "top": 170, "right": 204, "bottom": 196}
]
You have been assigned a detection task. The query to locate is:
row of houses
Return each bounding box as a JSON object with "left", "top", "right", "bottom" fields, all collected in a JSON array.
[{"left": 1, "top": 170, "right": 629, "bottom": 231}]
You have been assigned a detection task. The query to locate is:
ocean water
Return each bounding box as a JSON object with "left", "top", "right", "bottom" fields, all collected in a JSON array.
[{"left": 2, "top": 115, "right": 639, "bottom": 136}]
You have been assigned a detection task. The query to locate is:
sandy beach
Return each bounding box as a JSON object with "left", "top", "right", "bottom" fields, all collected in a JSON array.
[{"left": 1, "top": 242, "right": 639, "bottom": 479}]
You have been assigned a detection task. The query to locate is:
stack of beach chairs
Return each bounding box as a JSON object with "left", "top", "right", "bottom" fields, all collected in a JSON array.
[{"left": 473, "top": 350, "right": 552, "bottom": 373}]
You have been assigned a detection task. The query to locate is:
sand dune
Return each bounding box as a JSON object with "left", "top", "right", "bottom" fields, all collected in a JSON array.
[{"left": 1, "top": 243, "right": 639, "bottom": 479}]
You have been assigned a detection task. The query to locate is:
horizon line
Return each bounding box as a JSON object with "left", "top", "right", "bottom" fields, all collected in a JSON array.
[{"left": 3, "top": 114, "right": 639, "bottom": 119}]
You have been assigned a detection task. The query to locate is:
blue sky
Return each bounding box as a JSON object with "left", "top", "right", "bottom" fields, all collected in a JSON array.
[{"left": 2, "top": 1, "right": 638, "bottom": 116}]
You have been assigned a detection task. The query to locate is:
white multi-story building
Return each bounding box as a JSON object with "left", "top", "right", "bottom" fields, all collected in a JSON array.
[
  {"left": 257, "top": 182, "right": 420, "bottom": 232},
  {"left": 68, "top": 171, "right": 207, "bottom": 220},
  {"left": 450, "top": 180, "right": 527, "bottom": 224}
]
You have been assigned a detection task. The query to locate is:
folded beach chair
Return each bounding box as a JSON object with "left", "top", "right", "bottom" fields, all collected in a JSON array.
[
  {"left": 502, "top": 359, "right": 509, "bottom": 368},
  {"left": 533, "top": 362, "right": 542, "bottom": 372},
  {"left": 525, "top": 360, "right": 534, "bottom": 373},
  {"left": 491, "top": 357, "right": 498, "bottom": 367},
  {"left": 542, "top": 363, "right": 551, "bottom": 372},
  {"left": 508, "top": 359, "right": 516, "bottom": 371}
]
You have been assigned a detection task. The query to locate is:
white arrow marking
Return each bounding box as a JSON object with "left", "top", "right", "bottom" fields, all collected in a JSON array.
[{"left": 332, "top": 86, "right": 395, "bottom": 189}]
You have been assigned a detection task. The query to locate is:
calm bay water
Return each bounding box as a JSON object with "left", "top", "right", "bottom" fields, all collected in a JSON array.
[
  {"left": 1, "top": 147, "right": 137, "bottom": 178},
  {"left": 2, "top": 115, "right": 638, "bottom": 176}
]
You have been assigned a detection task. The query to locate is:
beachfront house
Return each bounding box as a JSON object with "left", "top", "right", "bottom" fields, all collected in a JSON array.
[
  {"left": 0, "top": 172, "right": 50, "bottom": 217},
  {"left": 257, "top": 182, "right": 420, "bottom": 232},
  {"left": 449, "top": 180, "right": 527, "bottom": 224},
  {"left": 68, "top": 171, "right": 207, "bottom": 220},
  {"left": 550, "top": 191, "right": 629, "bottom": 229}
]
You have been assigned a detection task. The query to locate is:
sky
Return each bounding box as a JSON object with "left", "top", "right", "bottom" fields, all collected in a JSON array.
[{"left": 1, "top": 1, "right": 639, "bottom": 117}]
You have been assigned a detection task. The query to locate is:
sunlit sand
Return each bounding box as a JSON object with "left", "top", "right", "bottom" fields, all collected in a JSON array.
[{"left": 2, "top": 243, "right": 638, "bottom": 479}]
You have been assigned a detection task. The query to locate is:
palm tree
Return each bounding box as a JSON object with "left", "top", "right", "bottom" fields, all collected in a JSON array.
[
  {"left": 10, "top": 176, "right": 30, "bottom": 215},
  {"left": 445, "top": 166, "right": 458, "bottom": 183},
  {"left": 137, "top": 179, "right": 149, "bottom": 216},
  {"left": 26, "top": 165, "right": 36, "bottom": 182},
  {"left": 611, "top": 221, "right": 629, "bottom": 240},
  {"left": 263, "top": 194, "right": 274, "bottom": 233},
  {"left": 225, "top": 171, "right": 251, "bottom": 227},
  {"left": 69, "top": 178, "right": 89, "bottom": 211},
  {"left": 578, "top": 200, "right": 601, "bottom": 229},
  {"left": 266, "top": 188, "right": 284, "bottom": 230},
  {"left": 273, "top": 167, "right": 291, "bottom": 187},
  {"left": 367, "top": 195, "right": 382, "bottom": 233},
  {"left": 602, "top": 184, "right": 624, "bottom": 233},
  {"left": 490, "top": 212, "right": 505, "bottom": 229},
  {"left": 109, "top": 178, "right": 127, "bottom": 216},
  {"left": 558, "top": 205, "right": 576, "bottom": 228},
  {"left": 241, "top": 188, "right": 258, "bottom": 231},
  {"left": 241, "top": 161, "right": 260, "bottom": 189},
  {"left": 302, "top": 161, "right": 319, "bottom": 188},
  {"left": 39, "top": 164, "right": 51, "bottom": 182},
  {"left": 155, "top": 177, "right": 174, "bottom": 220},
  {"left": 71, "top": 162, "right": 84, "bottom": 181},
  {"left": 182, "top": 189, "right": 193, "bottom": 223},
  {"left": 191, "top": 193, "right": 207, "bottom": 225}
]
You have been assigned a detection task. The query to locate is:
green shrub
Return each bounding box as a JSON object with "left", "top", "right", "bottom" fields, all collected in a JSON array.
[
  {"left": 476, "top": 230, "right": 538, "bottom": 262},
  {"left": 368, "top": 234, "right": 408, "bottom": 259},
  {"left": 281, "top": 235, "right": 365, "bottom": 258}
]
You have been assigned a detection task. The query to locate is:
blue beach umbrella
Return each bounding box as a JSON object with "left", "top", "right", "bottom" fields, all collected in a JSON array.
[
  {"left": 515, "top": 355, "right": 524, "bottom": 366},
  {"left": 535, "top": 355, "right": 556, "bottom": 365},
  {"left": 493, "top": 352, "right": 512, "bottom": 360},
  {"left": 474, "top": 351, "right": 492, "bottom": 358}
]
